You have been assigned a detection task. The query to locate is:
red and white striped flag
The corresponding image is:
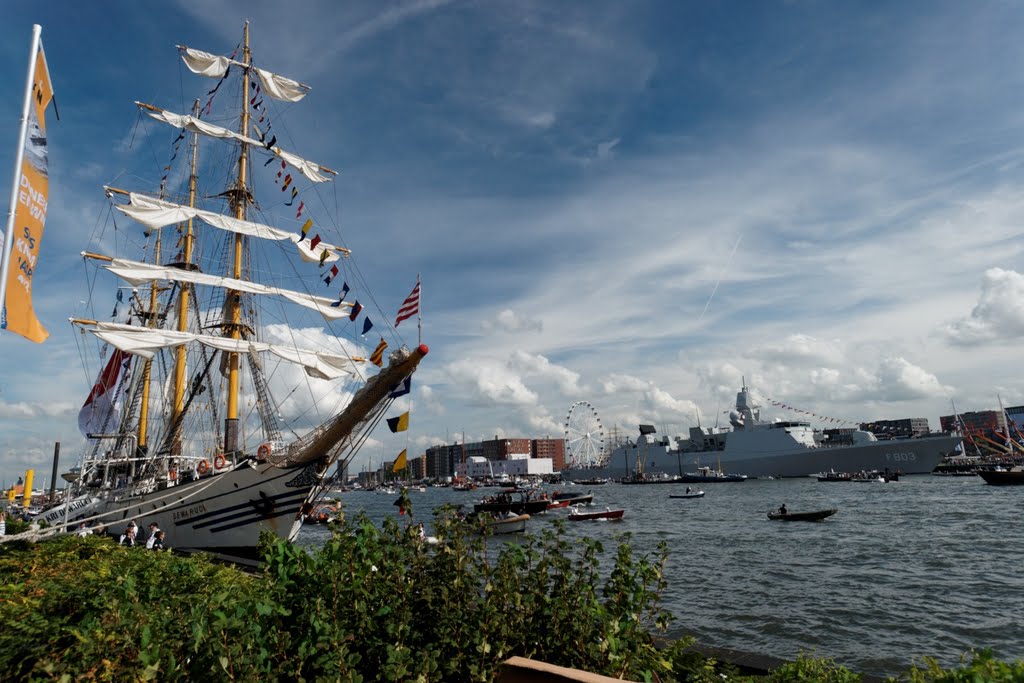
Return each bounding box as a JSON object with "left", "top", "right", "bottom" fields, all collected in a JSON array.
[{"left": 394, "top": 277, "right": 420, "bottom": 327}]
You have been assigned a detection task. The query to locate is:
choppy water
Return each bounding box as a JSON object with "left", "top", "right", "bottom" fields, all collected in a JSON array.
[{"left": 297, "top": 476, "right": 1024, "bottom": 678}]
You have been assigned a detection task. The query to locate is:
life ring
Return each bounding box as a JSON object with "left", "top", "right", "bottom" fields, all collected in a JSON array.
[
  {"left": 257, "top": 443, "right": 272, "bottom": 461},
  {"left": 213, "top": 453, "right": 227, "bottom": 470},
  {"left": 197, "top": 459, "right": 210, "bottom": 475}
]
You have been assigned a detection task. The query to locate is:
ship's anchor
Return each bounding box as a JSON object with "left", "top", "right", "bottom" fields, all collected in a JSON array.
[{"left": 250, "top": 490, "right": 276, "bottom": 517}]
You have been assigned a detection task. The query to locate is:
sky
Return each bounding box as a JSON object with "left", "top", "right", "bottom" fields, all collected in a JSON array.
[{"left": 3, "top": 0, "right": 1024, "bottom": 486}]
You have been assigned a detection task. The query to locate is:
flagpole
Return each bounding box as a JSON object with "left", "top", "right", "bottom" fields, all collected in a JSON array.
[
  {"left": 0, "top": 24, "right": 42, "bottom": 328},
  {"left": 416, "top": 272, "right": 422, "bottom": 346}
]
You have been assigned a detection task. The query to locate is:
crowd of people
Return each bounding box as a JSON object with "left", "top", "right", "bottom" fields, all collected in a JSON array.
[{"left": 0, "top": 509, "right": 167, "bottom": 549}]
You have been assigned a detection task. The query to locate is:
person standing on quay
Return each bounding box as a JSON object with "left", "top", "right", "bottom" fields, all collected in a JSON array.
[
  {"left": 145, "top": 522, "right": 161, "bottom": 549},
  {"left": 120, "top": 521, "right": 137, "bottom": 546}
]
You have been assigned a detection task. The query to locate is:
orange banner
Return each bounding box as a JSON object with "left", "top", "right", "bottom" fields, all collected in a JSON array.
[{"left": 4, "top": 44, "right": 52, "bottom": 343}]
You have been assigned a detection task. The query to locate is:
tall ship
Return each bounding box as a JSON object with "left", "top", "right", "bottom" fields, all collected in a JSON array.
[
  {"left": 561, "top": 383, "right": 961, "bottom": 480},
  {"left": 9, "top": 23, "right": 427, "bottom": 563}
]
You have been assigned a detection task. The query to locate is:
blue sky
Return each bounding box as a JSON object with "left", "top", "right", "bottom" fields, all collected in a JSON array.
[{"left": 3, "top": 0, "right": 1024, "bottom": 484}]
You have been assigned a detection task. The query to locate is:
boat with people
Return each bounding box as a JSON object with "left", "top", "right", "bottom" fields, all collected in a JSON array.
[
  {"left": 303, "top": 503, "right": 341, "bottom": 525},
  {"left": 816, "top": 469, "right": 900, "bottom": 483},
  {"left": 473, "top": 489, "right": 550, "bottom": 515},
  {"left": 550, "top": 490, "right": 593, "bottom": 506},
  {"left": 9, "top": 24, "right": 428, "bottom": 563},
  {"left": 568, "top": 506, "right": 625, "bottom": 521},
  {"left": 681, "top": 466, "right": 747, "bottom": 483},
  {"left": 767, "top": 507, "right": 838, "bottom": 522},
  {"left": 976, "top": 465, "right": 1024, "bottom": 486},
  {"left": 669, "top": 488, "right": 705, "bottom": 499}
]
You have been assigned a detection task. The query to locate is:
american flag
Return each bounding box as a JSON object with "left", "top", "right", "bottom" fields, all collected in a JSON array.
[{"left": 394, "top": 277, "right": 420, "bottom": 327}]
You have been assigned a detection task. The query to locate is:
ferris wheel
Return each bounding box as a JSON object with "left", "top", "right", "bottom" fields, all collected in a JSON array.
[{"left": 564, "top": 401, "right": 607, "bottom": 468}]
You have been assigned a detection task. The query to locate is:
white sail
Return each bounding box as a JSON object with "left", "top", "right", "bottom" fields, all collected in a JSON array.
[
  {"left": 112, "top": 192, "right": 345, "bottom": 264},
  {"left": 86, "top": 322, "right": 360, "bottom": 381},
  {"left": 177, "top": 47, "right": 236, "bottom": 78},
  {"left": 140, "top": 105, "right": 334, "bottom": 183},
  {"left": 178, "top": 46, "right": 311, "bottom": 102},
  {"left": 101, "top": 257, "right": 351, "bottom": 321},
  {"left": 253, "top": 67, "right": 311, "bottom": 103}
]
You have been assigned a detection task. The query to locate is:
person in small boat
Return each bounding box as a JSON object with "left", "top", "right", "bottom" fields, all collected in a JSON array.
[
  {"left": 686, "top": 487, "right": 691, "bottom": 494},
  {"left": 778, "top": 504, "right": 788, "bottom": 515}
]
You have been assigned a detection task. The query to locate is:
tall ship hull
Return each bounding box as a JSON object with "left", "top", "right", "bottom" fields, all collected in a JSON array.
[{"left": 94, "top": 462, "right": 314, "bottom": 563}]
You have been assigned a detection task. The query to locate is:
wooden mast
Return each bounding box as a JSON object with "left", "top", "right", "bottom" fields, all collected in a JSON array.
[
  {"left": 224, "top": 21, "right": 251, "bottom": 455},
  {"left": 170, "top": 99, "right": 201, "bottom": 455},
  {"left": 136, "top": 213, "right": 161, "bottom": 458}
]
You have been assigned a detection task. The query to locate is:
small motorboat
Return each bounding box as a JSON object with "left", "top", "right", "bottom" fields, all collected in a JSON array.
[
  {"left": 568, "top": 506, "right": 624, "bottom": 521},
  {"left": 550, "top": 490, "right": 594, "bottom": 506},
  {"left": 767, "top": 508, "right": 838, "bottom": 522},
  {"left": 483, "top": 512, "right": 530, "bottom": 534},
  {"left": 681, "top": 466, "right": 747, "bottom": 483},
  {"left": 669, "top": 489, "right": 705, "bottom": 499}
]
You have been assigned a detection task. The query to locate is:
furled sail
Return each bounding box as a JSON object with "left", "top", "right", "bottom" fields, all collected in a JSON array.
[
  {"left": 139, "top": 105, "right": 334, "bottom": 183},
  {"left": 111, "top": 192, "right": 346, "bottom": 264},
  {"left": 178, "top": 46, "right": 311, "bottom": 102},
  {"left": 100, "top": 257, "right": 352, "bottom": 321},
  {"left": 86, "top": 322, "right": 360, "bottom": 380}
]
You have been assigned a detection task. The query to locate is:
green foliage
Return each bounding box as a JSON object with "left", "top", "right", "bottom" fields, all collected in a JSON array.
[
  {"left": 3, "top": 515, "right": 31, "bottom": 535},
  {"left": 903, "top": 649, "right": 1024, "bottom": 682},
  {"left": 0, "top": 507, "right": 676, "bottom": 681},
  {"left": 0, "top": 513, "right": 1021, "bottom": 682},
  {"left": 763, "top": 653, "right": 862, "bottom": 682}
]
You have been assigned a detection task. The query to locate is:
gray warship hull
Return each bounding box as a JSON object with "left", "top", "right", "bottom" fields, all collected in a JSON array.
[{"left": 561, "top": 434, "right": 960, "bottom": 481}]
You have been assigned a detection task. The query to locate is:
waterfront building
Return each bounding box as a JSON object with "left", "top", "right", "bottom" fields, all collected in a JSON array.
[
  {"left": 456, "top": 454, "right": 554, "bottom": 479},
  {"left": 1004, "top": 405, "right": 1024, "bottom": 431},
  {"left": 940, "top": 409, "right": 1006, "bottom": 433},
  {"left": 532, "top": 438, "right": 565, "bottom": 470},
  {"left": 482, "top": 437, "right": 531, "bottom": 461},
  {"left": 425, "top": 437, "right": 568, "bottom": 478},
  {"left": 425, "top": 444, "right": 462, "bottom": 480}
]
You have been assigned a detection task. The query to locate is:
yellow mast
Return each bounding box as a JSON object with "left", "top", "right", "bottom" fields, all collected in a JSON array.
[
  {"left": 136, "top": 220, "right": 161, "bottom": 455},
  {"left": 224, "top": 22, "right": 251, "bottom": 454},
  {"left": 169, "top": 99, "right": 201, "bottom": 453}
]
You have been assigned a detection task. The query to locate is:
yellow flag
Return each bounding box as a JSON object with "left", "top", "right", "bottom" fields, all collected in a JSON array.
[
  {"left": 387, "top": 411, "right": 409, "bottom": 433},
  {"left": 3, "top": 42, "right": 53, "bottom": 343},
  {"left": 370, "top": 338, "right": 388, "bottom": 367},
  {"left": 392, "top": 449, "right": 407, "bottom": 473}
]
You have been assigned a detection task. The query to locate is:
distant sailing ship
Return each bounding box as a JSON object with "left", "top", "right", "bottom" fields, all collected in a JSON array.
[{"left": 21, "top": 24, "right": 427, "bottom": 562}]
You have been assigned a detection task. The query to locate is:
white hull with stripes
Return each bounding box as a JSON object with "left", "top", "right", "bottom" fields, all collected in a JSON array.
[{"left": 94, "top": 460, "right": 317, "bottom": 563}]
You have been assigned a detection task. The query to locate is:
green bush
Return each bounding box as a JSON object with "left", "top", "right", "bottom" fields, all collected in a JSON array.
[{"left": 0, "top": 506, "right": 678, "bottom": 681}]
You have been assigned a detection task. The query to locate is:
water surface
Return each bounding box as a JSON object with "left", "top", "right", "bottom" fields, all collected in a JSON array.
[{"left": 298, "top": 476, "right": 1024, "bottom": 678}]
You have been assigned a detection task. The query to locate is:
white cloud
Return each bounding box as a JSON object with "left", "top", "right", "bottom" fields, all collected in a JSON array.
[
  {"left": 482, "top": 309, "right": 543, "bottom": 334},
  {"left": 446, "top": 358, "right": 538, "bottom": 406},
  {"left": 942, "top": 268, "right": 1024, "bottom": 345},
  {"left": 507, "top": 350, "right": 581, "bottom": 395},
  {"left": 750, "top": 334, "right": 845, "bottom": 365},
  {"left": 0, "top": 400, "right": 75, "bottom": 419}
]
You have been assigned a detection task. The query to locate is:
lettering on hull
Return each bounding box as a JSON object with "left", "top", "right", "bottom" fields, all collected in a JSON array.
[{"left": 172, "top": 502, "right": 208, "bottom": 522}]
